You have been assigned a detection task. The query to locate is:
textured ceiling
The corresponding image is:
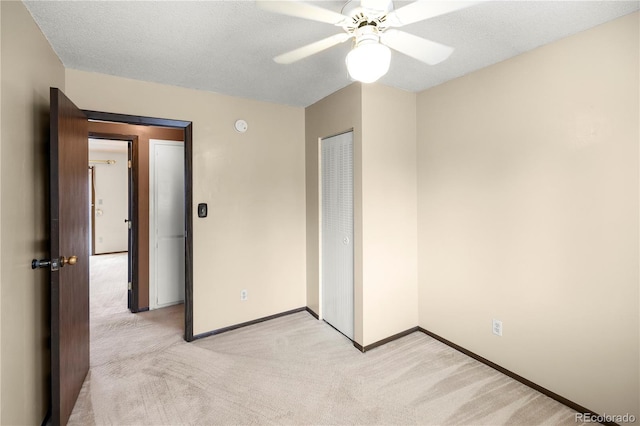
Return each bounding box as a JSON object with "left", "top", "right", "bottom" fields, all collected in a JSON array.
[{"left": 24, "top": 0, "right": 639, "bottom": 107}]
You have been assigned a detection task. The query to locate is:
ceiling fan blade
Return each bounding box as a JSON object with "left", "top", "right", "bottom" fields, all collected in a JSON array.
[
  {"left": 256, "top": 0, "right": 350, "bottom": 25},
  {"left": 386, "top": 0, "right": 482, "bottom": 27},
  {"left": 274, "top": 33, "right": 352, "bottom": 64},
  {"left": 381, "top": 29, "right": 454, "bottom": 65}
]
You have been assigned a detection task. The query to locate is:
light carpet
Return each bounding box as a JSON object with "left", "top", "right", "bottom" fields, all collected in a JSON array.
[{"left": 69, "top": 253, "right": 585, "bottom": 425}]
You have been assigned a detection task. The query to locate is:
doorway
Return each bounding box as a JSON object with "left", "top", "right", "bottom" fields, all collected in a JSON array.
[
  {"left": 320, "top": 131, "right": 355, "bottom": 340},
  {"left": 88, "top": 138, "right": 133, "bottom": 311},
  {"left": 83, "top": 110, "right": 194, "bottom": 340},
  {"left": 86, "top": 121, "right": 187, "bottom": 315},
  {"left": 89, "top": 139, "right": 129, "bottom": 256}
]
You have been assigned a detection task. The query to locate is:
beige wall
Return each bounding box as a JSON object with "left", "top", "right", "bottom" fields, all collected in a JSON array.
[
  {"left": 417, "top": 12, "right": 639, "bottom": 418},
  {"left": 305, "top": 83, "right": 418, "bottom": 347},
  {"left": 361, "top": 85, "right": 418, "bottom": 345},
  {"left": 65, "top": 69, "right": 307, "bottom": 335},
  {"left": 0, "top": 1, "right": 66, "bottom": 424},
  {"left": 305, "top": 84, "right": 363, "bottom": 343},
  {"left": 89, "top": 144, "right": 129, "bottom": 254}
]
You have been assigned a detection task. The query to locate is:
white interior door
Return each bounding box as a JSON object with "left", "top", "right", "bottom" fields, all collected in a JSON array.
[
  {"left": 149, "top": 139, "right": 185, "bottom": 309},
  {"left": 321, "top": 131, "right": 354, "bottom": 339}
]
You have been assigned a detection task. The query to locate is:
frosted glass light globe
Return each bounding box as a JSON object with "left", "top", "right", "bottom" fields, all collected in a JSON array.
[{"left": 346, "top": 41, "right": 391, "bottom": 84}]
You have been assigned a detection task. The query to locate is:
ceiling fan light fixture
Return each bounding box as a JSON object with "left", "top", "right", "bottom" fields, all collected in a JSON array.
[{"left": 346, "top": 35, "right": 391, "bottom": 83}]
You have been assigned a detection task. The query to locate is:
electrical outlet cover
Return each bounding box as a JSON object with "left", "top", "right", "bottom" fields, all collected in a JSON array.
[{"left": 492, "top": 319, "right": 503, "bottom": 336}]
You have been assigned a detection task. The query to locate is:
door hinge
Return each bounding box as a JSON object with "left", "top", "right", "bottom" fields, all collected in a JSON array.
[
  {"left": 128, "top": 160, "right": 132, "bottom": 169},
  {"left": 128, "top": 282, "right": 132, "bottom": 290}
]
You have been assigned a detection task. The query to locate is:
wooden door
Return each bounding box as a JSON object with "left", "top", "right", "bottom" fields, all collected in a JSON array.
[{"left": 50, "top": 88, "right": 90, "bottom": 426}]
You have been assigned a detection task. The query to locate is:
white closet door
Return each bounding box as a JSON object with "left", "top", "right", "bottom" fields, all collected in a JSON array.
[
  {"left": 149, "top": 140, "right": 185, "bottom": 309},
  {"left": 321, "top": 131, "right": 354, "bottom": 339}
]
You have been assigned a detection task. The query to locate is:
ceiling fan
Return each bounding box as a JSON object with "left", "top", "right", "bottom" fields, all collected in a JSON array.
[{"left": 257, "top": 0, "right": 480, "bottom": 83}]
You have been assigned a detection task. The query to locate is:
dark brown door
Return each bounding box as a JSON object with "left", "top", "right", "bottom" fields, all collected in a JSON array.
[{"left": 50, "top": 88, "right": 90, "bottom": 426}]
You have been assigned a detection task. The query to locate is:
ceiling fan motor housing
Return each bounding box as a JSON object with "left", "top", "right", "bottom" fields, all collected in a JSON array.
[{"left": 353, "top": 24, "right": 381, "bottom": 48}]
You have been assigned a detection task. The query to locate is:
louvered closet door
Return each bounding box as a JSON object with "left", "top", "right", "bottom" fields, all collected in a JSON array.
[{"left": 321, "top": 131, "right": 354, "bottom": 339}]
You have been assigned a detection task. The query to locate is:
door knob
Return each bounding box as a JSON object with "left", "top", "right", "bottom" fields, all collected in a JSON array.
[
  {"left": 61, "top": 255, "right": 78, "bottom": 266},
  {"left": 32, "top": 255, "right": 77, "bottom": 270}
]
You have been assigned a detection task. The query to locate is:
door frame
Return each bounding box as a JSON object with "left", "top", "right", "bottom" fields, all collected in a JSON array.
[{"left": 83, "top": 110, "right": 194, "bottom": 341}]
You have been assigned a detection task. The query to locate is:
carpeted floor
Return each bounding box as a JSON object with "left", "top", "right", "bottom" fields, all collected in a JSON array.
[{"left": 69, "top": 253, "right": 585, "bottom": 425}]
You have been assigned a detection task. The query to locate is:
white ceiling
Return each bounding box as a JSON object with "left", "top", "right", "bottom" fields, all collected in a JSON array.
[{"left": 24, "top": 0, "right": 639, "bottom": 107}]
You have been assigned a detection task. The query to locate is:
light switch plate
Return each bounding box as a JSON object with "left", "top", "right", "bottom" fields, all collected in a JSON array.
[{"left": 197, "top": 203, "right": 207, "bottom": 218}]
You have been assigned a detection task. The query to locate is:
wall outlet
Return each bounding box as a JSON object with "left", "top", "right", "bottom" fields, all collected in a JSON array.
[
  {"left": 492, "top": 319, "right": 503, "bottom": 336},
  {"left": 240, "top": 289, "right": 248, "bottom": 301}
]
